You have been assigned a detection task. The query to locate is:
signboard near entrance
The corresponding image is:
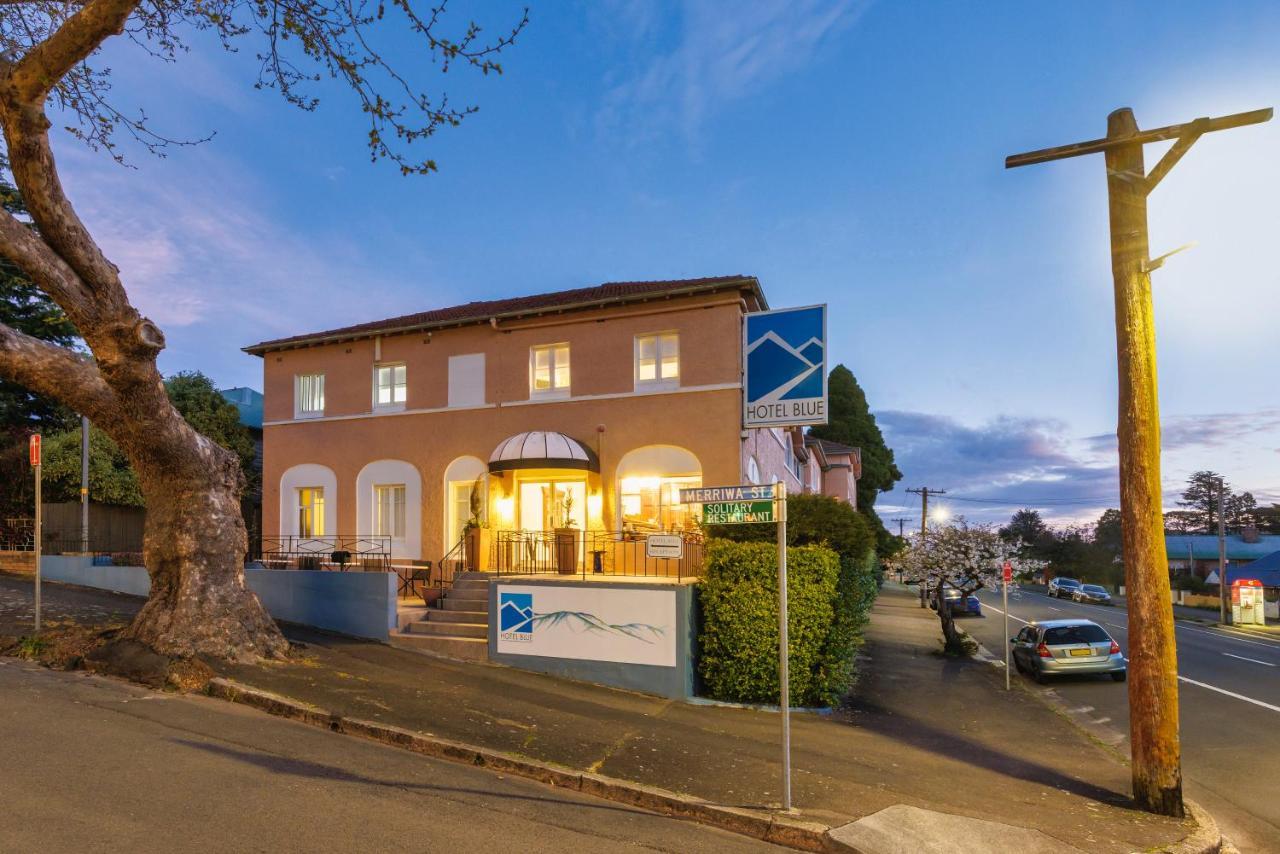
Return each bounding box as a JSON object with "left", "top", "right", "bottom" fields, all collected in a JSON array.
[
  {"left": 495, "top": 584, "right": 677, "bottom": 667},
  {"left": 646, "top": 534, "right": 683, "bottom": 559},
  {"left": 703, "top": 500, "right": 775, "bottom": 525},
  {"left": 744, "top": 304, "right": 828, "bottom": 428}
]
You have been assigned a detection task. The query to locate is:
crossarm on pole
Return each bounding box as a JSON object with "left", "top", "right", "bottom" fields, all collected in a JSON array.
[{"left": 1004, "top": 108, "right": 1272, "bottom": 169}]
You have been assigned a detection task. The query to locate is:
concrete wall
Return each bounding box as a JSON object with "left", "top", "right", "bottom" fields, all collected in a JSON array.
[
  {"left": 38, "top": 557, "right": 397, "bottom": 641},
  {"left": 487, "top": 577, "right": 698, "bottom": 699},
  {"left": 42, "top": 555, "right": 150, "bottom": 596}
]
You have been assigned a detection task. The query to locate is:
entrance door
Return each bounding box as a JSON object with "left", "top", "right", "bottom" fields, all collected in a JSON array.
[{"left": 517, "top": 479, "right": 586, "bottom": 569}]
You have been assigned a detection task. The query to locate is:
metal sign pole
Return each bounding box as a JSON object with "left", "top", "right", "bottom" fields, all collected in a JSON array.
[
  {"left": 775, "top": 481, "right": 790, "bottom": 811},
  {"left": 1002, "top": 560, "right": 1012, "bottom": 690},
  {"left": 1003, "top": 577, "right": 1010, "bottom": 691},
  {"left": 34, "top": 457, "right": 42, "bottom": 634}
]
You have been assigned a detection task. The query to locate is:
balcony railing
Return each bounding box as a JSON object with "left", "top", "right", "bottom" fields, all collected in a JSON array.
[
  {"left": 490, "top": 529, "right": 703, "bottom": 580},
  {"left": 258, "top": 534, "right": 392, "bottom": 571}
]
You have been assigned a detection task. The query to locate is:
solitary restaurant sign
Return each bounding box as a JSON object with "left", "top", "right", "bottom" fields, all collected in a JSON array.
[
  {"left": 681, "top": 485, "right": 777, "bottom": 526},
  {"left": 744, "top": 304, "right": 828, "bottom": 428}
]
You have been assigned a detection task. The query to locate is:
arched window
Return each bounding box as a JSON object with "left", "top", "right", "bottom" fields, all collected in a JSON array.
[
  {"left": 746, "top": 456, "right": 761, "bottom": 486},
  {"left": 280, "top": 464, "right": 337, "bottom": 539},
  {"left": 615, "top": 445, "right": 702, "bottom": 532},
  {"left": 356, "top": 460, "right": 422, "bottom": 560},
  {"left": 443, "top": 456, "right": 487, "bottom": 551}
]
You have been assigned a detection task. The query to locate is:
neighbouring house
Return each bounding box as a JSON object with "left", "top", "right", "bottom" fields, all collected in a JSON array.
[
  {"left": 1165, "top": 528, "right": 1279, "bottom": 579},
  {"left": 803, "top": 436, "right": 861, "bottom": 506},
  {"left": 245, "top": 276, "right": 857, "bottom": 571}
]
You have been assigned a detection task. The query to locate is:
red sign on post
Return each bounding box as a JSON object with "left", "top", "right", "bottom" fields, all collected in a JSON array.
[
  {"left": 1002, "top": 561, "right": 1013, "bottom": 584},
  {"left": 29, "top": 433, "right": 41, "bottom": 467}
]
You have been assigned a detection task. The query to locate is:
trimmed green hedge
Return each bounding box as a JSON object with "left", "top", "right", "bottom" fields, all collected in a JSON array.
[{"left": 698, "top": 539, "right": 877, "bottom": 707}]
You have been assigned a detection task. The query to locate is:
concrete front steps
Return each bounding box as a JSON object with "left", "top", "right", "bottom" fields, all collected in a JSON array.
[{"left": 390, "top": 572, "right": 491, "bottom": 662}]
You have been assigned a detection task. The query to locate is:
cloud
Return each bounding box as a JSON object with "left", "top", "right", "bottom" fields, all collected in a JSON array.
[
  {"left": 878, "top": 405, "right": 1280, "bottom": 527},
  {"left": 876, "top": 410, "right": 1121, "bottom": 526},
  {"left": 594, "top": 0, "right": 868, "bottom": 145}
]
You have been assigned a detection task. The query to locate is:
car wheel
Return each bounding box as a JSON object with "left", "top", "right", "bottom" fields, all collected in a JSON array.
[
  {"left": 1033, "top": 666, "right": 1048, "bottom": 685},
  {"left": 1111, "top": 671, "right": 1127, "bottom": 683},
  {"left": 1013, "top": 655, "right": 1026, "bottom": 674}
]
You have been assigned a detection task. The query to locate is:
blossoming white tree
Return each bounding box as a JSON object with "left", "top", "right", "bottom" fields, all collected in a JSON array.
[{"left": 891, "top": 520, "right": 1041, "bottom": 654}]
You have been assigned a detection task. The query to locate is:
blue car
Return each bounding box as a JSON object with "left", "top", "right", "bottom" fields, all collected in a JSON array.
[{"left": 931, "top": 585, "right": 983, "bottom": 617}]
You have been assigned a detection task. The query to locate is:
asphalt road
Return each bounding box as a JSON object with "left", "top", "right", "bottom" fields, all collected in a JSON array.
[
  {"left": 962, "top": 587, "right": 1280, "bottom": 853},
  {"left": 0, "top": 660, "right": 780, "bottom": 854}
]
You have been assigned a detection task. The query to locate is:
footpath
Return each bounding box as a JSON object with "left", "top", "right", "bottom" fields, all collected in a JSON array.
[{"left": 0, "top": 573, "right": 1196, "bottom": 852}]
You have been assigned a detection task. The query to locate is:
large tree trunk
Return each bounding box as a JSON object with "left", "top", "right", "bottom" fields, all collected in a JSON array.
[
  {"left": 935, "top": 586, "right": 964, "bottom": 653},
  {"left": 0, "top": 0, "right": 287, "bottom": 662},
  {"left": 123, "top": 439, "right": 287, "bottom": 661}
]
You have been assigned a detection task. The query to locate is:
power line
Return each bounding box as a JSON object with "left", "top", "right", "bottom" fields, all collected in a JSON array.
[{"left": 944, "top": 495, "right": 1120, "bottom": 506}]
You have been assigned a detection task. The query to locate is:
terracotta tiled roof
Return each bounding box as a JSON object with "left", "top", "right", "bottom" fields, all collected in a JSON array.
[
  {"left": 245, "top": 275, "right": 763, "bottom": 354},
  {"left": 805, "top": 436, "right": 858, "bottom": 456}
]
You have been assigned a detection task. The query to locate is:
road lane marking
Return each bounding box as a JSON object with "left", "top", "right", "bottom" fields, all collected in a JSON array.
[
  {"left": 1222, "top": 653, "right": 1276, "bottom": 667},
  {"left": 1176, "top": 624, "right": 1280, "bottom": 650},
  {"left": 1048, "top": 607, "right": 1062, "bottom": 612},
  {"left": 1177, "top": 676, "right": 1280, "bottom": 713},
  {"left": 980, "top": 604, "right": 1028, "bottom": 624}
]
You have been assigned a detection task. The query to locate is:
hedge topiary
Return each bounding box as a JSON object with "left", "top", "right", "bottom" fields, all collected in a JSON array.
[{"left": 699, "top": 539, "right": 858, "bottom": 706}]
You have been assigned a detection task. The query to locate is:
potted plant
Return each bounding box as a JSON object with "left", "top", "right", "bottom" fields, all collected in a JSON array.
[
  {"left": 554, "top": 491, "right": 579, "bottom": 574},
  {"left": 463, "top": 476, "right": 486, "bottom": 571}
]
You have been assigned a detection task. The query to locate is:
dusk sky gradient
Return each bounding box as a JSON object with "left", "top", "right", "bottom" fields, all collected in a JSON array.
[{"left": 57, "top": 0, "right": 1280, "bottom": 526}]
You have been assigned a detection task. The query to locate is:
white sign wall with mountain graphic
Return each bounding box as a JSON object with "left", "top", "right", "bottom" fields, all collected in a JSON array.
[
  {"left": 743, "top": 304, "right": 828, "bottom": 428},
  {"left": 495, "top": 584, "right": 677, "bottom": 667}
]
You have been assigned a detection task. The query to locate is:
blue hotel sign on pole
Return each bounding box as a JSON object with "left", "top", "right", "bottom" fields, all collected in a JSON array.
[{"left": 743, "top": 304, "right": 828, "bottom": 428}]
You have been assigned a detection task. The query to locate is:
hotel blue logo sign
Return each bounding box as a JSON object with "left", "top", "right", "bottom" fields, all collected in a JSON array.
[
  {"left": 499, "top": 591, "right": 534, "bottom": 641},
  {"left": 744, "top": 304, "right": 828, "bottom": 428}
]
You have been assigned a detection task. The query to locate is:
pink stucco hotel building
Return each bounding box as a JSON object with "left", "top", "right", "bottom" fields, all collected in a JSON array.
[{"left": 246, "top": 276, "right": 859, "bottom": 571}]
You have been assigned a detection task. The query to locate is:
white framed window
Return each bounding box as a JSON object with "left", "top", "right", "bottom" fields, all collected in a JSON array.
[
  {"left": 295, "top": 374, "right": 325, "bottom": 418},
  {"left": 448, "top": 353, "right": 486, "bottom": 408},
  {"left": 374, "top": 363, "right": 407, "bottom": 409},
  {"left": 297, "top": 487, "right": 325, "bottom": 537},
  {"left": 635, "top": 333, "right": 679, "bottom": 389},
  {"left": 530, "top": 344, "right": 570, "bottom": 397},
  {"left": 373, "top": 483, "right": 406, "bottom": 539}
]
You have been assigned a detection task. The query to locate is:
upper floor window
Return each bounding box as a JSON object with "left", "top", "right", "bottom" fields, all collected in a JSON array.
[
  {"left": 297, "top": 487, "right": 325, "bottom": 536},
  {"left": 373, "top": 484, "right": 406, "bottom": 539},
  {"left": 530, "top": 344, "right": 570, "bottom": 397},
  {"left": 295, "top": 374, "right": 325, "bottom": 418},
  {"left": 374, "top": 363, "right": 407, "bottom": 409},
  {"left": 448, "top": 353, "right": 486, "bottom": 408},
  {"left": 635, "top": 333, "right": 679, "bottom": 388}
]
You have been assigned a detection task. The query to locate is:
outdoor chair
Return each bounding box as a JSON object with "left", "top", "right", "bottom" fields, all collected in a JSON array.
[{"left": 398, "top": 564, "right": 431, "bottom": 598}]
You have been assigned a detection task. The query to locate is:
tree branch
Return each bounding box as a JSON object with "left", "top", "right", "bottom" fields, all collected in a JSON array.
[
  {"left": 0, "top": 198, "right": 97, "bottom": 324},
  {"left": 6, "top": 0, "right": 138, "bottom": 104},
  {"left": 0, "top": 0, "right": 142, "bottom": 314},
  {"left": 0, "top": 318, "right": 119, "bottom": 425}
]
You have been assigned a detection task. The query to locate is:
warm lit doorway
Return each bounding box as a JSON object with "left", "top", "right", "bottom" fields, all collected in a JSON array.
[{"left": 516, "top": 476, "right": 586, "bottom": 569}]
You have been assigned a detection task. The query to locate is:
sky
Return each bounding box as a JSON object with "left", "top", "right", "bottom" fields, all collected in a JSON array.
[{"left": 52, "top": 0, "right": 1280, "bottom": 527}]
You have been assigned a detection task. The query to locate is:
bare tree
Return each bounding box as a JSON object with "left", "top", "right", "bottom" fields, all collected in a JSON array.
[{"left": 0, "top": 0, "right": 526, "bottom": 661}]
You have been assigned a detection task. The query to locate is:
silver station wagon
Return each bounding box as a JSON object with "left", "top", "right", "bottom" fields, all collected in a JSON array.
[{"left": 1010, "top": 619, "right": 1126, "bottom": 683}]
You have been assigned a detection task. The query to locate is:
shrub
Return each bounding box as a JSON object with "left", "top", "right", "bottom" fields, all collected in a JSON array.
[
  {"left": 698, "top": 539, "right": 876, "bottom": 707},
  {"left": 705, "top": 493, "right": 875, "bottom": 563},
  {"left": 811, "top": 551, "right": 879, "bottom": 699}
]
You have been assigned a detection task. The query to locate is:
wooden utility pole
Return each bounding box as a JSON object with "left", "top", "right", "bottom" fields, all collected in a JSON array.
[
  {"left": 1007, "top": 105, "right": 1271, "bottom": 817},
  {"left": 891, "top": 517, "right": 913, "bottom": 538},
  {"left": 905, "top": 488, "right": 945, "bottom": 537}
]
